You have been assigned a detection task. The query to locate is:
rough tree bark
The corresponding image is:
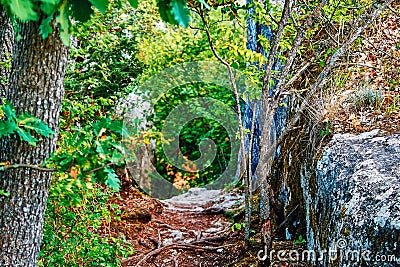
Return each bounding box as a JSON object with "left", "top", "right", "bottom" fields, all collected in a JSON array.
[
  {"left": 0, "top": 16, "right": 68, "bottom": 266},
  {"left": 0, "top": 6, "right": 14, "bottom": 96}
]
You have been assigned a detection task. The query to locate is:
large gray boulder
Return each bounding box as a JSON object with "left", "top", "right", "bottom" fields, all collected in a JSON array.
[{"left": 303, "top": 130, "right": 400, "bottom": 266}]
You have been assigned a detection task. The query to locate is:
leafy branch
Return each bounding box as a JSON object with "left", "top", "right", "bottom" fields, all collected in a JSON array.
[{"left": 0, "top": 100, "right": 55, "bottom": 146}]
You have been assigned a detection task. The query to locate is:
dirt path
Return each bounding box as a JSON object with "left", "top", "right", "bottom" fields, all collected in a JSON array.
[{"left": 105, "top": 184, "right": 246, "bottom": 267}]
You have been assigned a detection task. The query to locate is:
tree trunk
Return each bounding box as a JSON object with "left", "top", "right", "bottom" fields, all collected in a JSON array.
[
  {"left": 0, "top": 6, "right": 14, "bottom": 97},
  {"left": 0, "top": 17, "right": 68, "bottom": 267}
]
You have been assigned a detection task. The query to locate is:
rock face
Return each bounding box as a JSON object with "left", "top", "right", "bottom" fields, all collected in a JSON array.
[{"left": 303, "top": 130, "right": 400, "bottom": 266}]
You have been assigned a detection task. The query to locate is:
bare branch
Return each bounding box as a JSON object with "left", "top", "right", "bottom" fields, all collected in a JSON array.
[
  {"left": 262, "top": 0, "right": 291, "bottom": 93},
  {"left": 261, "top": 0, "right": 395, "bottom": 169},
  {"left": 0, "top": 164, "right": 56, "bottom": 172}
]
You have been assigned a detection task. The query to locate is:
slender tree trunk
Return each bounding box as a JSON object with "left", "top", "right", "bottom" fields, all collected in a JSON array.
[
  {"left": 0, "top": 17, "right": 68, "bottom": 267},
  {"left": 0, "top": 6, "right": 14, "bottom": 97}
]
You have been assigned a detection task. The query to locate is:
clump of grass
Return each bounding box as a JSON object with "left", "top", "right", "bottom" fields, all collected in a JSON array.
[
  {"left": 348, "top": 88, "right": 383, "bottom": 110},
  {"left": 383, "top": 93, "right": 400, "bottom": 115}
]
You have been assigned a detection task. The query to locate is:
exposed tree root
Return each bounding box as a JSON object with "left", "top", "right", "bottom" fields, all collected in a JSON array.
[{"left": 125, "top": 237, "right": 232, "bottom": 267}]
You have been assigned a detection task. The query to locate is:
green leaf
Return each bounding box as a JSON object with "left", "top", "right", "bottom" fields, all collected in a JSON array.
[
  {"left": 127, "top": 0, "right": 138, "bottom": 8},
  {"left": 9, "top": 0, "right": 39, "bottom": 21},
  {"left": 39, "top": 15, "right": 54, "bottom": 39},
  {"left": 40, "top": 0, "right": 60, "bottom": 15},
  {"left": 104, "top": 167, "right": 120, "bottom": 191},
  {"left": 23, "top": 121, "right": 55, "bottom": 137},
  {"left": 2, "top": 102, "right": 17, "bottom": 120},
  {"left": 88, "top": 0, "right": 109, "bottom": 13},
  {"left": 0, "top": 190, "right": 11, "bottom": 197},
  {"left": 18, "top": 113, "right": 55, "bottom": 137},
  {"left": 0, "top": 120, "right": 17, "bottom": 138},
  {"left": 40, "top": 3, "right": 55, "bottom": 15},
  {"left": 170, "top": 0, "right": 190, "bottom": 27},
  {"left": 70, "top": 0, "right": 93, "bottom": 22},
  {"left": 156, "top": 0, "right": 177, "bottom": 25},
  {"left": 59, "top": 32, "right": 70, "bottom": 46},
  {"left": 41, "top": 0, "right": 61, "bottom": 4},
  {"left": 16, "top": 127, "right": 38, "bottom": 146},
  {"left": 56, "top": 0, "right": 70, "bottom": 46}
]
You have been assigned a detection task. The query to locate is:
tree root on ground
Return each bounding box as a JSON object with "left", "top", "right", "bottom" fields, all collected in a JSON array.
[{"left": 123, "top": 236, "right": 231, "bottom": 267}]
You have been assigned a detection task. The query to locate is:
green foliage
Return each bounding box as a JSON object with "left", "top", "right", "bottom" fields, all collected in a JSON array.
[
  {"left": 39, "top": 4, "right": 142, "bottom": 263},
  {"left": 320, "top": 121, "right": 332, "bottom": 137},
  {"left": 39, "top": 182, "right": 134, "bottom": 266},
  {"left": 231, "top": 222, "right": 246, "bottom": 232},
  {"left": 2, "top": 0, "right": 113, "bottom": 45},
  {"left": 69, "top": 0, "right": 93, "bottom": 22},
  {"left": 152, "top": 83, "right": 235, "bottom": 187},
  {"left": 8, "top": 0, "right": 39, "bottom": 21},
  {"left": 0, "top": 100, "right": 55, "bottom": 146},
  {"left": 156, "top": 0, "right": 190, "bottom": 27},
  {"left": 47, "top": 117, "right": 125, "bottom": 193},
  {"left": 128, "top": 0, "right": 138, "bottom": 8},
  {"left": 293, "top": 234, "right": 306, "bottom": 245},
  {"left": 65, "top": 2, "right": 142, "bottom": 99},
  {"left": 89, "top": 0, "right": 109, "bottom": 13},
  {"left": 0, "top": 189, "right": 10, "bottom": 197},
  {"left": 1, "top": 0, "right": 195, "bottom": 46},
  {"left": 133, "top": 0, "right": 263, "bottom": 187},
  {"left": 170, "top": 0, "right": 190, "bottom": 27}
]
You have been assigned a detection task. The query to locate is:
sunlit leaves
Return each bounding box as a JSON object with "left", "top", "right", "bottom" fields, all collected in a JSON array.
[
  {"left": 0, "top": 190, "right": 10, "bottom": 197},
  {"left": 49, "top": 116, "right": 125, "bottom": 191}
]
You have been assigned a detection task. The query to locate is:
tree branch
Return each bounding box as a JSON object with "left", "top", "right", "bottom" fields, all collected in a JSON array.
[{"left": 0, "top": 164, "right": 56, "bottom": 172}]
